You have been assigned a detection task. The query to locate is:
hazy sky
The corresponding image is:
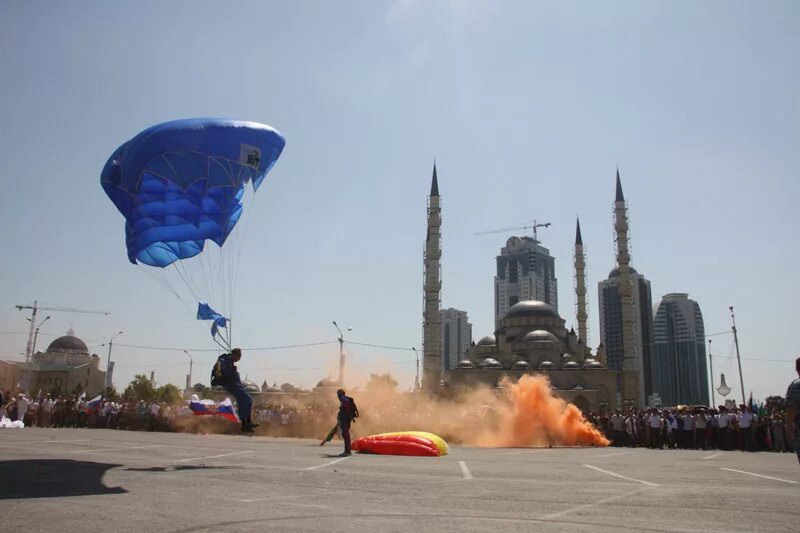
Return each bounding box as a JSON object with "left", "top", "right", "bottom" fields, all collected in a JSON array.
[{"left": 1, "top": 1, "right": 797, "bottom": 401}]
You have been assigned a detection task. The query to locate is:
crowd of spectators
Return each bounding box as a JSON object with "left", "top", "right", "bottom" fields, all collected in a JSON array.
[
  {"left": 1, "top": 389, "right": 794, "bottom": 454},
  {"left": 586, "top": 405, "right": 791, "bottom": 452}
]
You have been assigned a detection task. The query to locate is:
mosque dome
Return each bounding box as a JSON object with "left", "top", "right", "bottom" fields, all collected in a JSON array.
[
  {"left": 242, "top": 380, "right": 261, "bottom": 394},
  {"left": 582, "top": 358, "right": 605, "bottom": 369},
  {"left": 476, "top": 335, "right": 496, "bottom": 346},
  {"left": 608, "top": 266, "right": 638, "bottom": 278},
  {"left": 477, "top": 358, "right": 503, "bottom": 369},
  {"left": 562, "top": 361, "right": 581, "bottom": 370},
  {"left": 537, "top": 361, "right": 556, "bottom": 370},
  {"left": 315, "top": 377, "right": 339, "bottom": 388},
  {"left": 511, "top": 360, "right": 532, "bottom": 370},
  {"left": 457, "top": 360, "right": 475, "bottom": 369},
  {"left": 504, "top": 301, "right": 560, "bottom": 320},
  {"left": 46, "top": 334, "right": 89, "bottom": 354},
  {"left": 521, "top": 329, "right": 558, "bottom": 343}
]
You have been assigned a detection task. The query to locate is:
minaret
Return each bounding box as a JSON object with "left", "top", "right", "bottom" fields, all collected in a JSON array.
[
  {"left": 613, "top": 168, "right": 641, "bottom": 407},
  {"left": 574, "top": 217, "right": 588, "bottom": 353},
  {"left": 422, "top": 163, "right": 442, "bottom": 393}
]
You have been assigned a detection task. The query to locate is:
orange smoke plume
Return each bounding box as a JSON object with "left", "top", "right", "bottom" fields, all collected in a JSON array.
[{"left": 477, "top": 374, "right": 610, "bottom": 447}]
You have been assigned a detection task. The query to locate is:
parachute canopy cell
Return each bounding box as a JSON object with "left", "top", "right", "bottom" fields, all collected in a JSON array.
[
  {"left": 352, "top": 431, "right": 449, "bottom": 457},
  {"left": 101, "top": 118, "right": 286, "bottom": 267}
]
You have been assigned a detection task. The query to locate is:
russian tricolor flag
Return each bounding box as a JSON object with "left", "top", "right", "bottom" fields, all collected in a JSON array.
[{"left": 189, "top": 395, "right": 238, "bottom": 422}]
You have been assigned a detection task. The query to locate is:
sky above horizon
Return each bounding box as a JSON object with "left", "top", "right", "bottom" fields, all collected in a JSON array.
[{"left": 1, "top": 1, "right": 798, "bottom": 402}]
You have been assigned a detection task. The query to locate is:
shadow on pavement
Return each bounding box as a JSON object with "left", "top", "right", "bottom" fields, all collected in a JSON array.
[
  {"left": 124, "top": 465, "right": 242, "bottom": 472},
  {"left": 0, "top": 459, "right": 127, "bottom": 500}
]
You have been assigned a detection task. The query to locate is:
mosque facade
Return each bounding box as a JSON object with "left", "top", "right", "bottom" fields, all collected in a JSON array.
[
  {"left": 0, "top": 330, "right": 106, "bottom": 397},
  {"left": 422, "top": 167, "right": 648, "bottom": 412}
]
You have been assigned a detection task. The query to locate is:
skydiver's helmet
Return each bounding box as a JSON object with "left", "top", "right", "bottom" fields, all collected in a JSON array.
[{"left": 336, "top": 389, "right": 345, "bottom": 397}]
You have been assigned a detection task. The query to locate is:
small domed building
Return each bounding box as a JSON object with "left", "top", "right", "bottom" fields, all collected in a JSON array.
[
  {"left": 448, "top": 301, "right": 617, "bottom": 412},
  {"left": 0, "top": 329, "right": 107, "bottom": 396}
]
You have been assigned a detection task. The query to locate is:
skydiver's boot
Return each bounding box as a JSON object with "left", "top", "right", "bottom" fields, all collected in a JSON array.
[
  {"left": 247, "top": 416, "right": 259, "bottom": 429},
  {"left": 241, "top": 420, "right": 254, "bottom": 433}
]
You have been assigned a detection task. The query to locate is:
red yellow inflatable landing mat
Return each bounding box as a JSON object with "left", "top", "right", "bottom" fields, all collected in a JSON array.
[{"left": 352, "top": 431, "right": 449, "bottom": 456}]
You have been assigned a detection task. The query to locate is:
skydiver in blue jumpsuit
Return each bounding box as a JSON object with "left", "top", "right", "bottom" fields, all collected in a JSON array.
[{"left": 213, "top": 348, "right": 258, "bottom": 433}]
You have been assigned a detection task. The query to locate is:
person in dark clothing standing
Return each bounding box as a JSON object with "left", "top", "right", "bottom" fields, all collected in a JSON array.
[
  {"left": 212, "top": 348, "right": 258, "bottom": 432},
  {"left": 786, "top": 356, "right": 800, "bottom": 465},
  {"left": 336, "top": 388, "right": 358, "bottom": 456}
]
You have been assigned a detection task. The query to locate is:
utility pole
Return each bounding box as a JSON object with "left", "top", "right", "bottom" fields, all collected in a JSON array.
[
  {"left": 729, "top": 306, "right": 745, "bottom": 404},
  {"left": 104, "top": 331, "right": 123, "bottom": 391},
  {"left": 332, "top": 321, "right": 351, "bottom": 388},
  {"left": 183, "top": 350, "right": 194, "bottom": 396},
  {"left": 412, "top": 347, "right": 420, "bottom": 392},
  {"left": 708, "top": 338, "right": 715, "bottom": 408}
]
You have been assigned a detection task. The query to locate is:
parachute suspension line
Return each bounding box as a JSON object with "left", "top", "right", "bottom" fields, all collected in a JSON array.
[{"left": 140, "top": 266, "right": 190, "bottom": 310}]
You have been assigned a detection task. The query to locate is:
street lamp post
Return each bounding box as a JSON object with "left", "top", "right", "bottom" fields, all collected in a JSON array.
[
  {"left": 708, "top": 338, "right": 716, "bottom": 408},
  {"left": 412, "top": 347, "right": 420, "bottom": 392},
  {"left": 729, "top": 306, "right": 745, "bottom": 404},
  {"left": 29, "top": 315, "right": 50, "bottom": 355},
  {"left": 332, "top": 321, "right": 351, "bottom": 388},
  {"left": 104, "top": 331, "right": 123, "bottom": 391},
  {"left": 183, "top": 350, "right": 194, "bottom": 396}
]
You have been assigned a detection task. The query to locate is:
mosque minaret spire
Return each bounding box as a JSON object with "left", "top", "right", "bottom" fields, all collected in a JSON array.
[
  {"left": 614, "top": 168, "right": 642, "bottom": 407},
  {"left": 574, "top": 217, "right": 589, "bottom": 352},
  {"left": 422, "top": 162, "right": 442, "bottom": 393}
]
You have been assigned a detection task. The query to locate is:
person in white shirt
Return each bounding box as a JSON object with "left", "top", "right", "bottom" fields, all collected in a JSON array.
[
  {"left": 681, "top": 411, "right": 695, "bottom": 449},
  {"left": 648, "top": 410, "right": 663, "bottom": 449},
  {"left": 694, "top": 409, "right": 707, "bottom": 450},
  {"left": 718, "top": 407, "right": 731, "bottom": 450},
  {"left": 738, "top": 405, "right": 755, "bottom": 451},
  {"left": 15, "top": 394, "right": 29, "bottom": 424}
]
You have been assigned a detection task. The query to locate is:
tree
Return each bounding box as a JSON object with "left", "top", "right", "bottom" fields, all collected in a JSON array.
[
  {"left": 124, "top": 374, "right": 156, "bottom": 402},
  {"left": 104, "top": 385, "right": 120, "bottom": 402},
  {"left": 156, "top": 384, "right": 183, "bottom": 405},
  {"left": 765, "top": 395, "right": 784, "bottom": 411},
  {"left": 366, "top": 373, "right": 398, "bottom": 394},
  {"left": 280, "top": 382, "right": 299, "bottom": 393}
]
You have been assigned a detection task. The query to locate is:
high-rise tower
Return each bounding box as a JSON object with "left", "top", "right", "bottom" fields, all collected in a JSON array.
[
  {"left": 422, "top": 163, "right": 442, "bottom": 393},
  {"left": 494, "top": 237, "right": 558, "bottom": 325},
  {"left": 652, "top": 293, "right": 708, "bottom": 406},
  {"left": 574, "top": 218, "right": 588, "bottom": 349},
  {"left": 613, "top": 169, "right": 642, "bottom": 407}
]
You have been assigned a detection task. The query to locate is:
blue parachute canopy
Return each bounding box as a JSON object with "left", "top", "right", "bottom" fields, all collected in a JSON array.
[{"left": 101, "top": 118, "right": 285, "bottom": 267}]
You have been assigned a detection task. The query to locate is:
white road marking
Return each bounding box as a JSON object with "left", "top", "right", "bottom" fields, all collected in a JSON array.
[
  {"left": 543, "top": 488, "right": 647, "bottom": 519},
  {"left": 304, "top": 456, "right": 351, "bottom": 471},
  {"left": 595, "top": 451, "right": 630, "bottom": 458},
  {"left": 702, "top": 453, "right": 724, "bottom": 460},
  {"left": 720, "top": 467, "right": 798, "bottom": 485},
  {"left": 71, "top": 444, "right": 167, "bottom": 454},
  {"left": 459, "top": 460, "right": 474, "bottom": 479},
  {"left": 582, "top": 464, "right": 659, "bottom": 487},
  {"left": 176, "top": 450, "right": 254, "bottom": 463}
]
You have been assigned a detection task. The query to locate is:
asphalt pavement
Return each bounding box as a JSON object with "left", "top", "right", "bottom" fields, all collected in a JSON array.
[{"left": 0, "top": 428, "right": 797, "bottom": 532}]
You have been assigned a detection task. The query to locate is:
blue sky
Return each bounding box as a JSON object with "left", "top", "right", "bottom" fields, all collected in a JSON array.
[{"left": 1, "top": 1, "right": 797, "bottom": 400}]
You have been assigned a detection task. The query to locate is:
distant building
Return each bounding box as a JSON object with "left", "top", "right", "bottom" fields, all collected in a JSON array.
[
  {"left": 441, "top": 308, "right": 472, "bottom": 371},
  {"left": 494, "top": 236, "right": 558, "bottom": 325},
  {"left": 651, "top": 293, "right": 709, "bottom": 406},
  {"left": 0, "top": 330, "right": 106, "bottom": 397},
  {"left": 597, "top": 266, "right": 654, "bottom": 401}
]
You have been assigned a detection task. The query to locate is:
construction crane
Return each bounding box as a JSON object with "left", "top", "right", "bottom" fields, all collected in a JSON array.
[
  {"left": 474, "top": 219, "right": 552, "bottom": 241},
  {"left": 15, "top": 300, "right": 110, "bottom": 364}
]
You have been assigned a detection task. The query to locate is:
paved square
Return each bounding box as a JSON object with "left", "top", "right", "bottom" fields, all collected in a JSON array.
[{"left": 1, "top": 429, "right": 797, "bottom": 532}]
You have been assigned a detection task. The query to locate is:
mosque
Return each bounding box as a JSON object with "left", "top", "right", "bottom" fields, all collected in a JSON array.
[
  {"left": 422, "top": 166, "right": 641, "bottom": 412},
  {"left": 0, "top": 330, "right": 106, "bottom": 397}
]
